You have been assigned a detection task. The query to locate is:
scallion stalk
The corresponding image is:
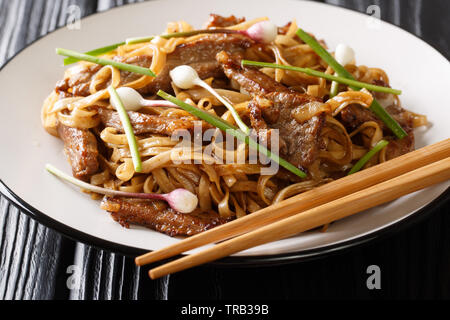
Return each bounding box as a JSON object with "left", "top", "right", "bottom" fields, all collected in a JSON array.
[
  {"left": 46, "top": 164, "right": 199, "bottom": 213},
  {"left": 241, "top": 60, "right": 402, "bottom": 95},
  {"left": 56, "top": 48, "right": 156, "bottom": 77},
  {"left": 157, "top": 90, "right": 307, "bottom": 179},
  {"left": 63, "top": 42, "right": 126, "bottom": 65},
  {"left": 296, "top": 28, "right": 407, "bottom": 139},
  {"left": 329, "top": 80, "right": 340, "bottom": 98},
  {"left": 108, "top": 86, "right": 143, "bottom": 173},
  {"left": 348, "top": 140, "right": 389, "bottom": 175},
  {"left": 126, "top": 29, "right": 235, "bottom": 45}
]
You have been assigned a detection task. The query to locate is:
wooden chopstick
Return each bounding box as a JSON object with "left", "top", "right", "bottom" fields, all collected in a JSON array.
[
  {"left": 149, "top": 157, "right": 450, "bottom": 279},
  {"left": 135, "top": 139, "right": 450, "bottom": 267}
]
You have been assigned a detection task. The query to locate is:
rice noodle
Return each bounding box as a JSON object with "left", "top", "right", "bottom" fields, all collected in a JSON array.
[{"left": 41, "top": 16, "right": 426, "bottom": 227}]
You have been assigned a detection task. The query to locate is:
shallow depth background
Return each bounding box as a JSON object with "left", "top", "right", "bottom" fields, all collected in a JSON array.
[{"left": 0, "top": 0, "right": 449, "bottom": 300}]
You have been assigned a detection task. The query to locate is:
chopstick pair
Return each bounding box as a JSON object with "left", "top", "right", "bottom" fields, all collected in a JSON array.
[{"left": 135, "top": 139, "right": 450, "bottom": 279}]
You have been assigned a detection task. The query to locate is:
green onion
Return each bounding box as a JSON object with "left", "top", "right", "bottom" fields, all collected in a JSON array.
[
  {"left": 348, "top": 140, "right": 389, "bottom": 175},
  {"left": 126, "top": 29, "right": 237, "bottom": 45},
  {"left": 242, "top": 60, "right": 402, "bottom": 95},
  {"left": 63, "top": 42, "right": 126, "bottom": 65},
  {"left": 296, "top": 28, "right": 408, "bottom": 139},
  {"left": 108, "top": 86, "right": 143, "bottom": 173},
  {"left": 46, "top": 164, "right": 199, "bottom": 213},
  {"left": 157, "top": 90, "right": 307, "bottom": 179},
  {"left": 56, "top": 48, "right": 156, "bottom": 77},
  {"left": 329, "top": 81, "right": 340, "bottom": 98}
]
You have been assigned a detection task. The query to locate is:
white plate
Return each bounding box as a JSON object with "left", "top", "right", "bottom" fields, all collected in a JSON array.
[{"left": 0, "top": 0, "right": 449, "bottom": 259}]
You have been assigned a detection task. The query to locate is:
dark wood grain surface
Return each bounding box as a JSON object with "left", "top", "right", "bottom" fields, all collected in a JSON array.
[{"left": 0, "top": 0, "right": 449, "bottom": 300}]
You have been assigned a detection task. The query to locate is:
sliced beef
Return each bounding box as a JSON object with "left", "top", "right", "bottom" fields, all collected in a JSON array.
[
  {"left": 55, "top": 33, "right": 253, "bottom": 98},
  {"left": 217, "top": 51, "right": 324, "bottom": 169},
  {"left": 339, "top": 80, "right": 415, "bottom": 160},
  {"left": 204, "top": 14, "right": 245, "bottom": 28},
  {"left": 385, "top": 130, "right": 415, "bottom": 161},
  {"left": 248, "top": 94, "right": 325, "bottom": 169},
  {"left": 248, "top": 96, "right": 271, "bottom": 131},
  {"left": 385, "top": 105, "right": 415, "bottom": 130},
  {"left": 116, "top": 55, "right": 153, "bottom": 86},
  {"left": 56, "top": 56, "right": 153, "bottom": 97},
  {"left": 217, "top": 51, "right": 289, "bottom": 95},
  {"left": 101, "top": 197, "right": 226, "bottom": 237},
  {"left": 57, "top": 123, "right": 99, "bottom": 181},
  {"left": 98, "top": 108, "right": 212, "bottom": 136},
  {"left": 383, "top": 104, "right": 415, "bottom": 160},
  {"left": 140, "top": 33, "right": 254, "bottom": 95},
  {"left": 340, "top": 80, "right": 414, "bottom": 132},
  {"left": 340, "top": 104, "right": 415, "bottom": 132},
  {"left": 340, "top": 104, "right": 415, "bottom": 160},
  {"left": 340, "top": 105, "right": 379, "bottom": 130},
  {"left": 56, "top": 64, "right": 102, "bottom": 97}
]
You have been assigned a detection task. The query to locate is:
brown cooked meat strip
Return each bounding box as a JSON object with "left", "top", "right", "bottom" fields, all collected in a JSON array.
[
  {"left": 384, "top": 130, "right": 415, "bottom": 161},
  {"left": 57, "top": 123, "right": 99, "bottom": 181},
  {"left": 340, "top": 80, "right": 414, "bottom": 132},
  {"left": 340, "top": 103, "right": 415, "bottom": 133},
  {"left": 383, "top": 104, "right": 415, "bottom": 160},
  {"left": 55, "top": 34, "right": 255, "bottom": 98},
  {"left": 340, "top": 105, "right": 379, "bottom": 130},
  {"left": 217, "top": 51, "right": 290, "bottom": 95},
  {"left": 339, "top": 79, "right": 416, "bottom": 160},
  {"left": 267, "top": 93, "right": 325, "bottom": 168},
  {"left": 117, "top": 55, "right": 153, "bottom": 86},
  {"left": 140, "top": 33, "right": 255, "bottom": 95},
  {"left": 340, "top": 109, "right": 415, "bottom": 161},
  {"left": 340, "top": 105, "right": 415, "bottom": 160},
  {"left": 101, "top": 197, "right": 226, "bottom": 237},
  {"left": 97, "top": 108, "right": 212, "bottom": 136},
  {"left": 217, "top": 51, "right": 325, "bottom": 169},
  {"left": 204, "top": 14, "right": 245, "bottom": 29},
  {"left": 55, "top": 64, "right": 102, "bottom": 97},
  {"left": 169, "top": 33, "right": 253, "bottom": 66},
  {"left": 56, "top": 56, "right": 153, "bottom": 97},
  {"left": 248, "top": 95, "right": 326, "bottom": 169}
]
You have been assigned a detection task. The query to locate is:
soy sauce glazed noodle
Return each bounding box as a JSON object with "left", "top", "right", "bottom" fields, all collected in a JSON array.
[{"left": 42, "top": 15, "right": 428, "bottom": 237}]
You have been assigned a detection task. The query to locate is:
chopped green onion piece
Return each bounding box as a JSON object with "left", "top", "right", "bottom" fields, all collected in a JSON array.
[
  {"left": 348, "top": 140, "right": 389, "bottom": 175},
  {"left": 63, "top": 42, "right": 126, "bottom": 65},
  {"left": 56, "top": 48, "right": 156, "bottom": 77},
  {"left": 125, "top": 36, "right": 156, "bottom": 45},
  {"left": 126, "top": 29, "right": 236, "bottom": 45},
  {"left": 241, "top": 60, "right": 402, "bottom": 95},
  {"left": 157, "top": 90, "right": 307, "bottom": 179},
  {"left": 329, "top": 79, "right": 340, "bottom": 98},
  {"left": 296, "top": 28, "right": 407, "bottom": 139},
  {"left": 108, "top": 86, "right": 143, "bottom": 173},
  {"left": 126, "top": 31, "right": 197, "bottom": 45}
]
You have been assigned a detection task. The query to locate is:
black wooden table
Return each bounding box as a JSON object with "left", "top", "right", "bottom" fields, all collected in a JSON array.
[{"left": 1, "top": 0, "right": 449, "bottom": 301}]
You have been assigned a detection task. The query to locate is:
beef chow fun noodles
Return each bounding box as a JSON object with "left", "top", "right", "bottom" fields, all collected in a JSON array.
[{"left": 42, "top": 14, "right": 427, "bottom": 237}]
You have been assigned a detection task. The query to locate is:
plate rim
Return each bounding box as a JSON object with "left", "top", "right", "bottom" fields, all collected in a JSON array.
[
  {"left": 0, "top": 0, "right": 449, "bottom": 265},
  {"left": 1, "top": 180, "right": 449, "bottom": 266}
]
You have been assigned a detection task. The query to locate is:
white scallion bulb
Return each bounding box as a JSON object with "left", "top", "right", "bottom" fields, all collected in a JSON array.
[
  {"left": 170, "top": 65, "right": 200, "bottom": 89},
  {"left": 335, "top": 43, "right": 355, "bottom": 66},
  {"left": 166, "top": 189, "right": 199, "bottom": 214},
  {"left": 246, "top": 21, "right": 278, "bottom": 44},
  {"left": 114, "top": 87, "right": 144, "bottom": 111}
]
